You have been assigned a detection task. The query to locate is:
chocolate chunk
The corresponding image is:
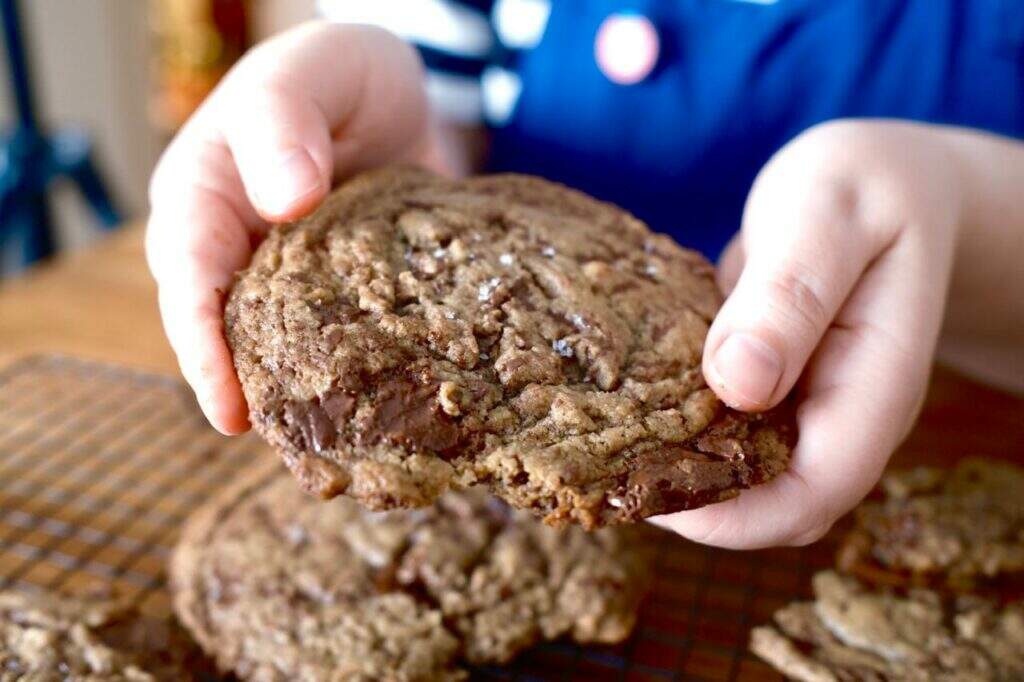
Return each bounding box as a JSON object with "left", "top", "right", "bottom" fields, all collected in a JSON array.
[
  {"left": 363, "top": 376, "right": 460, "bottom": 453},
  {"left": 621, "top": 448, "right": 738, "bottom": 518},
  {"left": 321, "top": 391, "right": 356, "bottom": 425},
  {"left": 286, "top": 400, "right": 335, "bottom": 453}
]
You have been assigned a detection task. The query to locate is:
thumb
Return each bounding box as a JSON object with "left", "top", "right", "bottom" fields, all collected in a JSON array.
[
  {"left": 206, "top": 22, "right": 429, "bottom": 221},
  {"left": 704, "top": 163, "right": 893, "bottom": 411},
  {"left": 218, "top": 84, "right": 332, "bottom": 221}
]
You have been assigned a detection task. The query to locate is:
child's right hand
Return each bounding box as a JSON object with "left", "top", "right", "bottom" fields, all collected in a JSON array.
[{"left": 147, "top": 22, "right": 454, "bottom": 434}]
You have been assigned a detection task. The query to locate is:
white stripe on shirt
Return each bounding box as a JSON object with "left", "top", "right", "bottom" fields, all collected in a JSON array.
[
  {"left": 482, "top": 65, "right": 522, "bottom": 125},
  {"left": 425, "top": 70, "right": 484, "bottom": 123},
  {"left": 317, "top": 0, "right": 494, "bottom": 58},
  {"left": 493, "top": 0, "right": 550, "bottom": 49}
]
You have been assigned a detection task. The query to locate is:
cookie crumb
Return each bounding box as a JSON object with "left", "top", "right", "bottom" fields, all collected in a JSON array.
[{"left": 438, "top": 382, "right": 462, "bottom": 416}]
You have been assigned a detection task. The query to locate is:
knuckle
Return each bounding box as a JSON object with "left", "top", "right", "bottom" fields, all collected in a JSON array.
[
  {"left": 763, "top": 267, "right": 832, "bottom": 341},
  {"left": 809, "top": 174, "right": 865, "bottom": 227},
  {"left": 796, "top": 119, "right": 879, "bottom": 160},
  {"left": 223, "top": 74, "right": 296, "bottom": 119},
  {"left": 791, "top": 121, "right": 921, "bottom": 237},
  {"left": 751, "top": 120, "right": 894, "bottom": 238}
]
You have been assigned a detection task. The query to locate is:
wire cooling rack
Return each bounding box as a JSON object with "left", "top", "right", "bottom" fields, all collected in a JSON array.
[{"left": 0, "top": 355, "right": 841, "bottom": 681}]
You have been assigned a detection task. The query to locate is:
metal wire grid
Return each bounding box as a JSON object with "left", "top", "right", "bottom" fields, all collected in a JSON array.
[
  {"left": 0, "top": 356, "right": 260, "bottom": 618},
  {"left": 0, "top": 355, "right": 836, "bottom": 681}
]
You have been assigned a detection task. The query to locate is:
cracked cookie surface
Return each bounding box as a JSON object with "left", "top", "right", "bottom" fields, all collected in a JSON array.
[
  {"left": 0, "top": 590, "right": 209, "bottom": 681},
  {"left": 225, "top": 167, "right": 795, "bottom": 527},
  {"left": 170, "top": 465, "right": 656, "bottom": 681},
  {"left": 750, "top": 571, "right": 1024, "bottom": 682}
]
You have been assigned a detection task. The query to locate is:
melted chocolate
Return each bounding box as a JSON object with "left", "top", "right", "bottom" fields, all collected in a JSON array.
[
  {"left": 363, "top": 376, "right": 460, "bottom": 454},
  {"left": 285, "top": 400, "right": 336, "bottom": 453}
]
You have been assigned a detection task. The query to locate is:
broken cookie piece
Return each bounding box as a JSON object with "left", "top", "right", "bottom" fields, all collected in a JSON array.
[
  {"left": 0, "top": 589, "right": 212, "bottom": 681},
  {"left": 838, "top": 458, "right": 1024, "bottom": 592},
  {"left": 750, "top": 570, "right": 1024, "bottom": 682},
  {"left": 171, "top": 465, "right": 657, "bottom": 681}
]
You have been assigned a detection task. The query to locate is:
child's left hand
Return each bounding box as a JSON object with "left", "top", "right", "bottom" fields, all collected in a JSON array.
[{"left": 653, "top": 120, "right": 964, "bottom": 548}]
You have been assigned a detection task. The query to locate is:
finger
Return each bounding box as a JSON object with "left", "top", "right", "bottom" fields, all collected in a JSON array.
[
  {"left": 716, "top": 235, "right": 745, "bottom": 295},
  {"left": 209, "top": 21, "right": 429, "bottom": 220},
  {"left": 653, "top": 346, "right": 900, "bottom": 549},
  {"left": 703, "top": 147, "right": 898, "bottom": 412},
  {"left": 147, "top": 21, "right": 432, "bottom": 434},
  {"left": 147, "top": 160, "right": 253, "bottom": 435},
  {"left": 657, "top": 228, "right": 951, "bottom": 548}
]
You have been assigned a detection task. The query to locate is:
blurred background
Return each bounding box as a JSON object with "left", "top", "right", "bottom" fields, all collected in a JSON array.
[{"left": 0, "top": 0, "right": 317, "bottom": 275}]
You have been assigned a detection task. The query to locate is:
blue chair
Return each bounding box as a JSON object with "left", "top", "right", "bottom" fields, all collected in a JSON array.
[{"left": 0, "top": 0, "right": 121, "bottom": 269}]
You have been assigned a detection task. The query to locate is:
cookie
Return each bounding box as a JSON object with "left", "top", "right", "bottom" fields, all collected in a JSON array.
[
  {"left": 170, "top": 464, "right": 657, "bottom": 681},
  {"left": 837, "top": 458, "right": 1024, "bottom": 591},
  {"left": 0, "top": 589, "right": 209, "bottom": 681},
  {"left": 750, "top": 571, "right": 1024, "bottom": 682},
  {"left": 225, "top": 166, "right": 795, "bottom": 527}
]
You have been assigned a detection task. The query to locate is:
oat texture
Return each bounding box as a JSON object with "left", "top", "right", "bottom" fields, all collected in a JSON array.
[
  {"left": 0, "top": 590, "right": 208, "bottom": 681},
  {"left": 838, "top": 459, "right": 1024, "bottom": 589},
  {"left": 225, "top": 167, "right": 795, "bottom": 527},
  {"left": 171, "top": 467, "right": 656, "bottom": 681},
  {"left": 750, "top": 571, "right": 1024, "bottom": 681}
]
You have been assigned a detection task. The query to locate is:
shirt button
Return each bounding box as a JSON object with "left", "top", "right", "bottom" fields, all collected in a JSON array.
[{"left": 595, "top": 13, "right": 661, "bottom": 85}]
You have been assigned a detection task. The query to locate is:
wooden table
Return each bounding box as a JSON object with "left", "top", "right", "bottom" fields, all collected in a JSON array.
[
  {"left": 0, "top": 227, "right": 176, "bottom": 374},
  {"left": 2, "top": 225, "right": 1021, "bottom": 465}
]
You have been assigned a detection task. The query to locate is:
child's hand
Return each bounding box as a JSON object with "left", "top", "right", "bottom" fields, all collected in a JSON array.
[
  {"left": 655, "top": 121, "right": 964, "bottom": 548},
  {"left": 147, "top": 22, "right": 455, "bottom": 435}
]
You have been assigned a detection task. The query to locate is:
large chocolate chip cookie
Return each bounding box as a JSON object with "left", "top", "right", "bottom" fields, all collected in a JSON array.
[
  {"left": 225, "top": 167, "right": 795, "bottom": 527},
  {"left": 750, "top": 571, "right": 1024, "bottom": 682},
  {"left": 838, "top": 458, "right": 1024, "bottom": 591},
  {"left": 171, "top": 466, "right": 656, "bottom": 681},
  {"left": 0, "top": 590, "right": 209, "bottom": 681}
]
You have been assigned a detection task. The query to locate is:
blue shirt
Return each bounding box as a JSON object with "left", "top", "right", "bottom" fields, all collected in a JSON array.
[{"left": 319, "top": 0, "right": 1024, "bottom": 257}]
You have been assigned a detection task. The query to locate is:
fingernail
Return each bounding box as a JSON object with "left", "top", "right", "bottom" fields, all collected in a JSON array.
[
  {"left": 710, "top": 333, "right": 783, "bottom": 407},
  {"left": 256, "top": 148, "right": 322, "bottom": 216}
]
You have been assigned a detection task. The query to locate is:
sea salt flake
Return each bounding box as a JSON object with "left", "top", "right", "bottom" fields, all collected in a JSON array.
[
  {"left": 570, "top": 313, "right": 589, "bottom": 329},
  {"left": 541, "top": 245, "right": 556, "bottom": 257},
  {"left": 478, "top": 277, "right": 501, "bottom": 301},
  {"left": 552, "top": 338, "right": 574, "bottom": 358},
  {"left": 499, "top": 253, "right": 515, "bottom": 266},
  {"left": 284, "top": 523, "right": 308, "bottom": 547}
]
